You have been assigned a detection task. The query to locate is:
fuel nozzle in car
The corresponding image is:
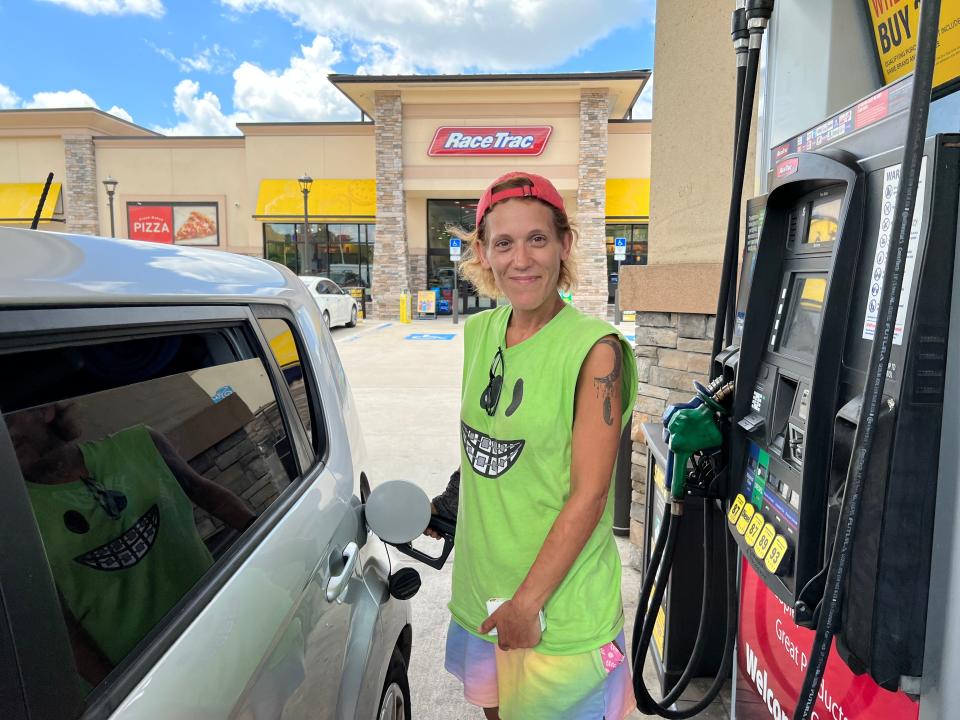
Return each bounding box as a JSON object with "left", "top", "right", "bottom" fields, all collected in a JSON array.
[
  {"left": 391, "top": 513, "right": 456, "bottom": 571},
  {"left": 362, "top": 479, "right": 457, "bottom": 600}
]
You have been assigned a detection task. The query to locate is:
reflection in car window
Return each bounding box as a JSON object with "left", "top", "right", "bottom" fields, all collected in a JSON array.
[
  {"left": 0, "top": 327, "right": 299, "bottom": 696},
  {"left": 258, "top": 318, "right": 315, "bottom": 449}
]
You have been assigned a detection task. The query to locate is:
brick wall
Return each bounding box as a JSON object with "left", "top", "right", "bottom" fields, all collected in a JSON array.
[
  {"left": 576, "top": 89, "right": 610, "bottom": 320},
  {"left": 63, "top": 136, "right": 100, "bottom": 235},
  {"left": 371, "top": 91, "right": 410, "bottom": 320},
  {"left": 408, "top": 251, "right": 427, "bottom": 293},
  {"left": 629, "top": 311, "right": 716, "bottom": 553}
]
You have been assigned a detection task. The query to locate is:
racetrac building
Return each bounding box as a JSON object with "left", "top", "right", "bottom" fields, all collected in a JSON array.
[{"left": 0, "top": 71, "right": 651, "bottom": 319}]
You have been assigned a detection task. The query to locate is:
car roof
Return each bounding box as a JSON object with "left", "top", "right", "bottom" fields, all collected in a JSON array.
[{"left": 1, "top": 227, "right": 304, "bottom": 306}]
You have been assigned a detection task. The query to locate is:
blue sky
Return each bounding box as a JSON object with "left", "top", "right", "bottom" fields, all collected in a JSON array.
[{"left": 0, "top": 0, "right": 655, "bottom": 135}]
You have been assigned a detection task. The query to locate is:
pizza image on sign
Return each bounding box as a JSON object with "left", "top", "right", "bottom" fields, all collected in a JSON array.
[{"left": 173, "top": 206, "right": 218, "bottom": 245}]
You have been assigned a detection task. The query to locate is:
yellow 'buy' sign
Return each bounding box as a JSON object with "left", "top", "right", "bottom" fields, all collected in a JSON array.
[{"left": 865, "top": 0, "right": 960, "bottom": 88}]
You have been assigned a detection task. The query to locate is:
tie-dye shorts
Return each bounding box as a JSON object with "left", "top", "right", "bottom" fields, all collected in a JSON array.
[{"left": 444, "top": 619, "right": 637, "bottom": 719}]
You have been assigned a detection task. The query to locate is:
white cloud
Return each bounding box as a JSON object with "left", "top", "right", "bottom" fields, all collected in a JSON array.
[
  {"left": 38, "top": 0, "right": 164, "bottom": 18},
  {"left": 148, "top": 41, "right": 236, "bottom": 74},
  {"left": 352, "top": 43, "right": 417, "bottom": 76},
  {"left": 154, "top": 36, "right": 358, "bottom": 135},
  {"left": 153, "top": 79, "right": 243, "bottom": 135},
  {"left": 633, "top": 74, "right": 652, "bottom": 119},
  {"left": 107, "top": 105, "right": 134, "bottom": 122},
  {"left": 25, "top": 89, "right": 100, "bottom": 109},
  {"left": 233, "top": 36, "right": 357, "bottom": 122},
  {"left": 221, "top": 0, "right": 655, "bottom": 73},
  {"left": 1, "top": 86, "right": 135, "bottom": 123},
  {"left": 0, "top": 83, "right": 20, "bottom": 109}
]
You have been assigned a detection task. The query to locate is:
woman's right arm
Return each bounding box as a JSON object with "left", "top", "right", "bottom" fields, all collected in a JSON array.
[{"left": 431, "top": 468, "right": 460, "bottom": 519}]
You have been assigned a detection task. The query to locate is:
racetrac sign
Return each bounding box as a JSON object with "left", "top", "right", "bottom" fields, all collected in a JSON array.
[{"left": 428, "top": 126, "right": 552, "bottom": 156}]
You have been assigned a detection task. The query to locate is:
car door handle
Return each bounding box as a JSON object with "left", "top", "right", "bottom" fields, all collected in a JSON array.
[{"left": 325, "top": 541, "right": 359, "bottom": 602}]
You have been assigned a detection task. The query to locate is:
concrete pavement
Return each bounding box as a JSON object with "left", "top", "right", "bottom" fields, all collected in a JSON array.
[{"left": 332, "top": 317, "right": 729, "bottom": 719}]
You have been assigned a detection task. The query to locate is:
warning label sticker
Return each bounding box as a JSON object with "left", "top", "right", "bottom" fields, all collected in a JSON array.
[{"left": 862, "top": 156, "right": 928, "bottom": 345}]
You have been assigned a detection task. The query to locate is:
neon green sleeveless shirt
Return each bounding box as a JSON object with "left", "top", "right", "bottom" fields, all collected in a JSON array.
[
  {"left": 26, "top": 425, "right": 213, "bottom": 665},
  {"left": 450, "top": 303, "right": 638, "bottom": 655}
]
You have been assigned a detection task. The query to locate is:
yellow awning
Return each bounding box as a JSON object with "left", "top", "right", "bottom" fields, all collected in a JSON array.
[
  {"left": 254, "top": 179, "right": 376, "bottom": 221},
  {"left": 0, "top": 182, "right": 64, "bottom": 224},
  {"left": 606, "top": 178, "right": 650, "bottom": 220}
]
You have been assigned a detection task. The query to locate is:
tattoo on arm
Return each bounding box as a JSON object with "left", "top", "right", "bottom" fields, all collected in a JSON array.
[{"left": 592, "top": 338, "right": 623, "bottom": 426}]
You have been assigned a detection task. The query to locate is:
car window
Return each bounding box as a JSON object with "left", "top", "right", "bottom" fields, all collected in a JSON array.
[
  {"left": 318, "top": 280, "right": 333, "bottom": 294},
  {"left": 328, "top": 281, "right": 343, "bottom": 295},
  {"left": 257, "top": 318, "right": 315, "bottom": 451},
  {"left": 0, "top": 326, "right": 302, "bottom": 699}
]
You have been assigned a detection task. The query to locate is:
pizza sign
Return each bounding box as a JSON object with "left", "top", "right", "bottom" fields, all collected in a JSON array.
[
  {"left": 128, "top": 205, "right": 173, "bottom": 244},
  {"left": 127, "top": 203, "right": 219, "bottom": 245},
  {"left": 428, "top": 126, "right": 552, "bottom": 156}
]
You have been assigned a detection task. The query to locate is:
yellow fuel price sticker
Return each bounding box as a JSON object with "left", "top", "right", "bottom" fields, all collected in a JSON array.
[
  {"left": 765, "top": 535, "right": 789, "bottom": 575},
  {"left": 744, "top": 512, "right": 765, "bottom": 547},
  {"left": 728, "top": 494, "right": 747, "bottom": 525},
  {"left": 754, "top": 524, "right": 776, "bottom": 561},
  {"left": 736, "top": 504, "right": 754, "bottom": 536},
  {"left": 653, "top": 606, "right": 666, "bottom": 658}
]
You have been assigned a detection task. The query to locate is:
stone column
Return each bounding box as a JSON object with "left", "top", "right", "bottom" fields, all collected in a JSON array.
[
  {"left": 63, "top": 135, "right": 100, "bottom": 235},
  {"left": 628, "top": 311, "right": 715, "bottom": 554},
  {"left": 371, "top": 90, "right": 410, "bottom": 320},
  {"left": 408, "top": 252, "right": 427, "bottom": 293},
  {"left": 576, "top": 88, "right": 611, "bottom": 320}
]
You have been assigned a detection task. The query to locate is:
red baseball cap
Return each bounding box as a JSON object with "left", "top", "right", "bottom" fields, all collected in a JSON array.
[{"left": 475, "top": 171, "right": 566, "bottom": 228}]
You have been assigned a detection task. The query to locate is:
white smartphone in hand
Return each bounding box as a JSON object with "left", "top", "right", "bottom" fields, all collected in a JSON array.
[{"left": 485, "top": 598, "right": 546, "bottom": 637}]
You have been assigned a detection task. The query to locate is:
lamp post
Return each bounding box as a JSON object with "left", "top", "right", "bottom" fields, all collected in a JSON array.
[
  {"left": 298, "top": 173, "right": 313, "bottom": 275},
  {"left": 102, "top": 176, "right": 118, "bottom": 237}
]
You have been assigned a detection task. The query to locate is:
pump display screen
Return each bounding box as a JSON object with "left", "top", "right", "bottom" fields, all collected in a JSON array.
[
  {"left": 805, "top": 196, "right": 841, "bottom": 244},
  {"left": 780, "top": 275, "right": 827, "bottom": 356}
]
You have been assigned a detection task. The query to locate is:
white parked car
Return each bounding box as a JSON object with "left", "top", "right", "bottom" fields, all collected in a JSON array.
[
  {"left": 299, "top": 276, "right": 360, "bottom": 329},
  {"left": 0, "top": 228, "right": 413, "bottom": 720}
]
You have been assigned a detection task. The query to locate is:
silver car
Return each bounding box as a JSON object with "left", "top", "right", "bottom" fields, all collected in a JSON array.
[{"left": 0, "top": 228, "right": 412, "bottom": 720}]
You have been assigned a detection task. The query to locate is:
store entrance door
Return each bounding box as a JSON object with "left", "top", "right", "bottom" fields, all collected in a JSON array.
[{"left": 427, "top": 199, "right": 496, "bottom": 315}]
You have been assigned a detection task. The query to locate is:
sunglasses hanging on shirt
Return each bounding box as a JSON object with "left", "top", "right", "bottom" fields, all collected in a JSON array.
[{"left": 480, "top": 346, "right": 504, "bottom": 416}]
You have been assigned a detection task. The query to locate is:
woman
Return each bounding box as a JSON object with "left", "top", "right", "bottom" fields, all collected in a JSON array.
[{"left": 438, "top": 171, "right": 638, "bottom": 720}]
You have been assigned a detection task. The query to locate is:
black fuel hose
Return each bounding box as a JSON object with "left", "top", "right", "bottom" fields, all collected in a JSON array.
[
  {"left": 631, "top": 508, "right": 673, "bottom": 661},
  {"left": 658, "top": 500, "right": 713, "bottom": 706},
  {"left": 632, "top": 501, "right": 738, "bottom": 718},
  {"left": 724, "top": 5, "right": 749, "bottom": 348},
  {"left": 791, "top": 1, "right": 942, "bottom": 717},
  {"left": 632, "top": 505, "right": 684, "bottom": 717},
  {"left": 712, "top": 40, "right": 762, "bottom": 360}
]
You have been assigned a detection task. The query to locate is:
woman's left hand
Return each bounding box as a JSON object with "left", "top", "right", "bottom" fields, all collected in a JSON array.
[{"left": 479, "top": 599, "right": 542, "bottom": 651}]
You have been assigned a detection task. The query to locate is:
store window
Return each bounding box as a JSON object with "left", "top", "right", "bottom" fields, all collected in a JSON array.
[
  {"left": 263, "top": 223, "right": 375, "bottom": 297},
  {"left": 605, "top": 223, "right": 649, "bottom": 304},
  {"left": 427, "top": 199, "right": 494, "bottom": 314}
]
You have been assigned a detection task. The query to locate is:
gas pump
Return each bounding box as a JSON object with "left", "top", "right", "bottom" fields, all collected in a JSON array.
[
  {"left": 633, "top": 1, "right": 960, "bottom": 718},
  {"left": 630, "top": 1, "right": 773, "bottom": 716}
]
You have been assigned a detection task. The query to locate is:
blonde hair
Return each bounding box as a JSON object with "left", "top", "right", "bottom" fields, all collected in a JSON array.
[{"left": 454, "top": 179, "right": 579, "bottom": 299}]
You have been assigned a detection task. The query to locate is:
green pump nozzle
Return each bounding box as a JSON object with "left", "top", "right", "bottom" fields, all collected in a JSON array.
[{"left": 666, "top": 404, "right": 723, "bottom": 501}]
